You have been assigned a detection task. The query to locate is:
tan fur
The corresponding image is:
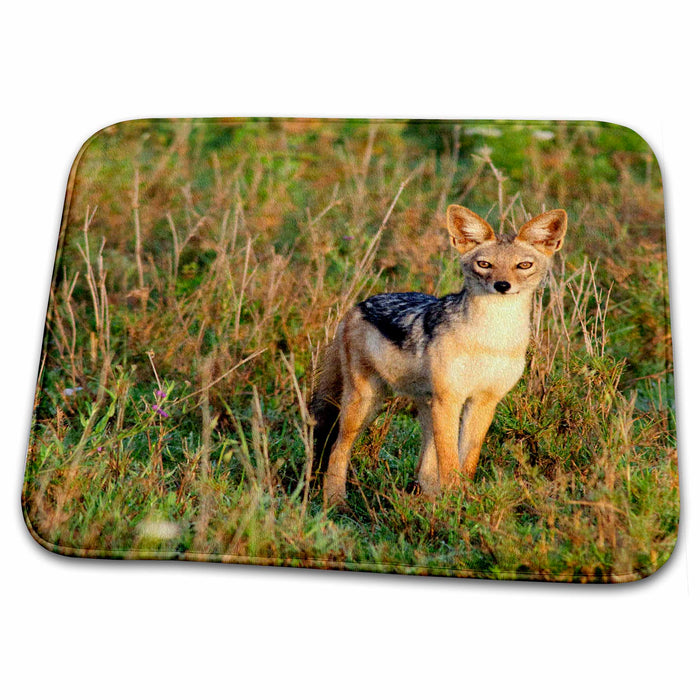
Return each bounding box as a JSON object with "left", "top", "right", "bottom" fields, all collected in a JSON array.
[{"left": 314, "top": 204, "right": 567, "bottom": 504}]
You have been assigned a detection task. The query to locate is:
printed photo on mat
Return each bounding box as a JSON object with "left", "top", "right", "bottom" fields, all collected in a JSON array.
[{"left": 23, "top": 119, "right": 678, "bottom": 581}]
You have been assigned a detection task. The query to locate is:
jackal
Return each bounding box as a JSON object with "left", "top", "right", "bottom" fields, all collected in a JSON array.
[{"left": 311, "top": 204, "right": 567, "bottom": 504}]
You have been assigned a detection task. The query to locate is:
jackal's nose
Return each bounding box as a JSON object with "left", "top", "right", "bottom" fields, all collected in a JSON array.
[{"left": 494, "top": 281, "right": 511, "bottom": 294}]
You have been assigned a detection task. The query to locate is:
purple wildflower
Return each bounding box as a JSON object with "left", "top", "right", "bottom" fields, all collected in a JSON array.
[
  {"left": 151, "top": 388, "right": 169, "bottom": 418},
  {"left": 152, "top": 404, "right": 169, "bottom": 419}
]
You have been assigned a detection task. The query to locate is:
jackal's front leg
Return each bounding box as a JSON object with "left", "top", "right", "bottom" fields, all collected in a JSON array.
[
  {"left": 416, "top": 403, "right": 439, "bottom": 496},
  {"left": 459, "top": 392, "right": 499, "bottom": 479},
  {"left": 431, "top": 394, "right": 463, "bottom": 491}
]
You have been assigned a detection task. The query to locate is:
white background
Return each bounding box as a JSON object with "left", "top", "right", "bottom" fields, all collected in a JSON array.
[{"left": 2, "top": 2, "right": 697, "bottom": 698}]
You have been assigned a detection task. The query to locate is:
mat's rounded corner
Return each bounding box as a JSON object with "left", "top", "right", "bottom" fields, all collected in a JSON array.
[
  {"left": 69, "top": 118, "right": 156, "bottom": 173},
  {"left": 21, "top": 502, "right": 65, "bottom": 559},
  {"left": 623, "top": 532, "right": 680, "bottom": 584},
  {"left": 20, "top": 480, "right": 84, "bottom": 560},
  {"left": 594, "top": 120, "right": 664, "bottom": 177}
]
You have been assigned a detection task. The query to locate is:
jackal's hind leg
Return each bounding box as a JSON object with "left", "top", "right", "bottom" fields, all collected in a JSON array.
[{"left": 324, "top": 376, "right": 381, "bottom": 506}]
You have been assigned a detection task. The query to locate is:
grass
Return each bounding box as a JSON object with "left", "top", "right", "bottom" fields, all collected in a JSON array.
[{"left": 22, "top": 118, "right": 678, "bottom": 582}]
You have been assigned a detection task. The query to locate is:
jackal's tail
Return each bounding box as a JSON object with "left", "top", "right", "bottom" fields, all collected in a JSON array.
[{"left": 310, "top": 334, "right": 343, "bottom": 473}]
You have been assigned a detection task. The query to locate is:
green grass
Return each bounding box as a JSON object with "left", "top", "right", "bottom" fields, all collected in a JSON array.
[{"left": 22, "top": 118, "right": 678, "bottom": 581}]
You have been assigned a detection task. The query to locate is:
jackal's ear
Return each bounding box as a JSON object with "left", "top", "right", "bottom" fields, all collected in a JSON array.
[
  {"left": 516, "top": 209, "right": 567, "bottom": 256},
  {"left": 446, "top": 205, "right": 495, "bottom": 254}
]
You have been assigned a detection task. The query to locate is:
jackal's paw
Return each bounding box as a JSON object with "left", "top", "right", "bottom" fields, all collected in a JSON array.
[
  {"left": 417, "top": 477, "right": 440, "bottom": 500},
  {"left": 323, "top": 477, "right": 347, "bottom": 509}
]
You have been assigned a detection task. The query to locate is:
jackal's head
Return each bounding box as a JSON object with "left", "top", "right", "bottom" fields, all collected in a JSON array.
[{"left": 446, "top": 205, "right": 567, "bottom": 296}]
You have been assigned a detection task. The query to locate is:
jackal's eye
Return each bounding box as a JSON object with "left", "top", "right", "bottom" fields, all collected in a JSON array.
[
  {"left": 517, "top": 261, "right": 533, "bottom": 269},
  {"left": 476, "top": 260, "right": 492, "bottom": 269}
]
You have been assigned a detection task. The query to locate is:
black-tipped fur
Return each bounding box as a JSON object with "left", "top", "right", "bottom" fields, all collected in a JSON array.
[{"left": 359, "top": 290, "right": 470, "bottom": 352}]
